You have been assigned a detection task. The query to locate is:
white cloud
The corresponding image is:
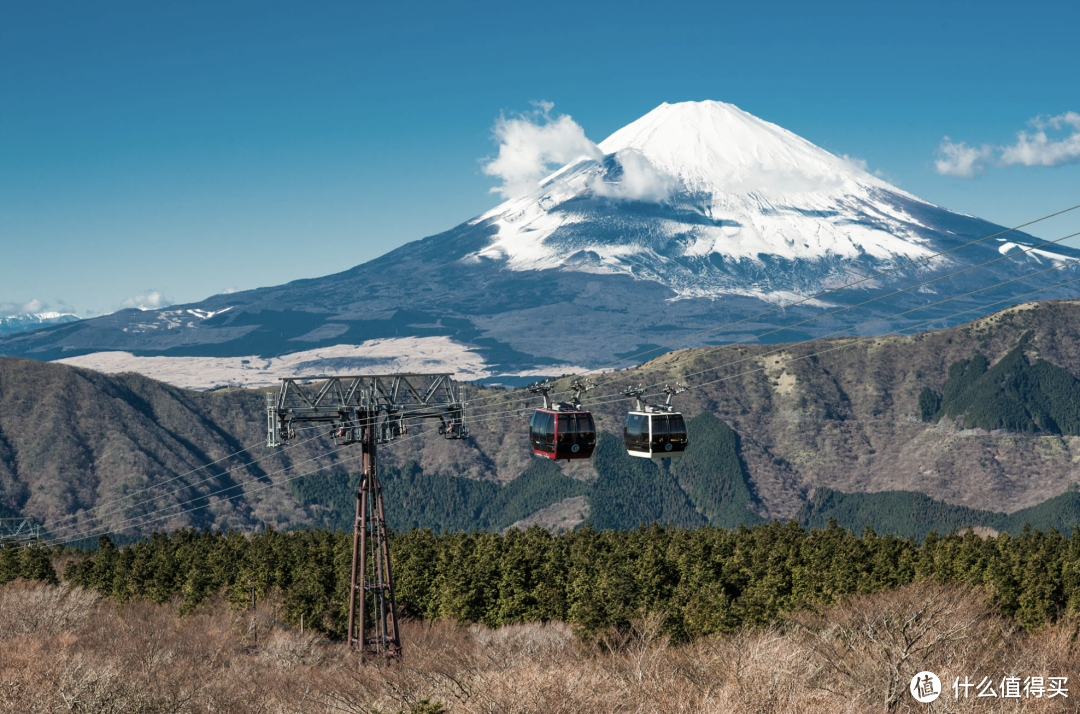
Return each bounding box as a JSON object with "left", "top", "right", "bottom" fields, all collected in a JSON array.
[
  {"left": 934, "top": 112, "right": 1080, "bottom": 178},
  {"left": 120, "top": 291, "right": 173, "bottom": 310},
  {"left": 933, "top": 137, "right": 993, "bottom": 179},
  {"left": 588, "top": 149, "right": 674, "bottom": 202},
  {"left": 1000, "top": 111, "right": 1080, "bottom": 168},
  {"left": 221, "top": 287, "right": 238, "bottom": 295},
  {"left": 0, "top": 298, "right": 49, "bottom": 317},
  {"left": 840, "top": 154, "right": 889, "bottom": 180},
  {"left": 482, "top": 103, "right": 602, "bottom": 199},
  {"left": 482, "top": 102, "right": 674, "bottom": 203}
]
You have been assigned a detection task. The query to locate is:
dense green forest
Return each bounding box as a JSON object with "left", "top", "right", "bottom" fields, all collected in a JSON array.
[
  {"left": 920, "top": 338, "right": 1080, "bottom": 433},
  {"left": 288, "top": 413, "right": 763, "bottom": 533},
  {"left": 31, "top": 520, "right": 1080, "bottom": 642},
  {"left": 799, "top": 487, "right": 1080, "bottom": 541}
]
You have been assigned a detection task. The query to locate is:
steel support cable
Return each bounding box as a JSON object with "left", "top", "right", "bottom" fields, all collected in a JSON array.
[
  {"left": 41, "top": 425, "right": 358, "bottom": 542},
  {"left": 42, "top": 411, "right": 393, "bottom": 541},
  {"left": 637, "top": 248, "right": 1080, "bottom": 391},
  {"left": 410, "top": 231, "right": 1080, "bottom": 425},
  {"left": 420, "top": 251, "right": 1080, "bottom": 427},
  {"left": 40, "top": 213, "right": 1080, "bottom": 546},
  {"left": 41, "top": 411, "right": 390, "bottom": 536},
  {"left": 680, "top": 274, "right": 1080, "bottom": 396},
  {"left": 43, "top": 439, "right": 358, "bottom": 547},
  {"left": 448, "top": 203, "right": 1080, "bottom": 413},
  {"left": 413, "top": 269, "right": 1080, "bottom": 438},
  {"left": 38, "top": 419, "right": 346, "bottom": 532},
  {"left": 62, "top": 270, "right": 1080, "bottom": 550},
  {"left": 46, "top": 444, "right": 362, "bottom": 547},
  {"left": 41, "top": 421, "right": 365, "bottom": 541},
  {"left": 48, "top": 270, "right": 1080, "bottom": 549},
  {"left": 600, "top": 230, "right": 1080, "bottom": 390}
]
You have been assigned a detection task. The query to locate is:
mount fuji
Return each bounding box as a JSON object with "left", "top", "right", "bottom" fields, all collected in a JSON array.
[{"left": 4, "top": 101, "right": 1078, "bottom": 388}]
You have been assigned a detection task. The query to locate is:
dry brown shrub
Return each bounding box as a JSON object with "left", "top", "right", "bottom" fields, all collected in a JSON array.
[
  {"left": 2, "top": 580, "right": 1080, "bottom": 714},
  {"left": 0, "top": 578, "right": 99, "bottom": 636}
]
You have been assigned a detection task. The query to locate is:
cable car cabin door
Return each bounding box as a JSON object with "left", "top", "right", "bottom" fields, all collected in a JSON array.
[
  {"left": 529, "top": 410, "right": 556, "bottom": 458},
  {"left": 624, "top": 412, "right": 651, "bottom": 458}
]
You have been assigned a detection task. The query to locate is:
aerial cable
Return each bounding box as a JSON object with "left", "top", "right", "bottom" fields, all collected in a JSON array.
[
  {"left": 576, "top": 204, "right": 1080, "bottom": 373},
  {"left": 681, "top": 272, "right": 1080, "bottom": 396},
  {"left": 42, "top": 413, "right": 386, "bottom": 536},
  {"left": 48, "top": 267, "right": 1080, "bottom": 549},
  {"left": 453, "top": 203, "right": 1080, "bottom": 413},
  {"left": 38, "top": 414, "right": 356, "bottom": 532},
  {"left": 41, "top": 425, "right": 335, "bottom": 535},
  {"left": 45, "top": 439, "right": 356, "bottom": 546},
  {"left": 443, "top": 220, "right": 1080, "bottom": 417},
  {"left": 49, "top": 444, "right": 367, "bottom": 547},
  {"left": 43, "top": 429, "right": 362, "bottom": 540},
  {"left": 419, "top": 268, "right": 1080, "bottom": 437},
  {"left": 638, "top": 246, "right": 1080, "bottom": 391},
  {"left": 40, "top": 211, "right": 1080, "bottom": 546},
  {"left": 435, "top": 244, "right": 1080, "bottom": 426}
]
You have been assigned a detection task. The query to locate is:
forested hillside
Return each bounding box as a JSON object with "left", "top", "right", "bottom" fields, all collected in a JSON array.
[
  {"left": 799, "top": 487, "right": 1080, "bottom": 541},
  {"left": 919, "top": 336, "right": 1080, "bottom": 433}
]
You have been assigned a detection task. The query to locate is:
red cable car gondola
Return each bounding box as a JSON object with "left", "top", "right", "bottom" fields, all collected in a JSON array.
[{"left": 527, "top": 379, "right": 597, "bottom": 460}]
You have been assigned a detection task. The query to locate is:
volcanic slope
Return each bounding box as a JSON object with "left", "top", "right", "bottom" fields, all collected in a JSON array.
[
  {"left": 4, "top": 100, "right": 1079, "bottom": 387},
  {"left": 7, "top": 299, "right": 1080, "bottom": 542}
]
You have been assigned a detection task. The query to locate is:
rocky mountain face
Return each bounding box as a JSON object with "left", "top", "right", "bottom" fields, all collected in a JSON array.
[
  {"left": 2, "top": 101, "right": 1078, "bottom": 388},
  {"left": 4, "top": 299, "right": 1080, "bottom": 542}
]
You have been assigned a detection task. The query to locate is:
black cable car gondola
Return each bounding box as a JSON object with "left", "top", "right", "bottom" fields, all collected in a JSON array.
[
  {"left": 527, "top": 379, "right": 597, "bottom": 460},
  {"left": 622, "top": 384, "right": 689, "bottom": 459}
]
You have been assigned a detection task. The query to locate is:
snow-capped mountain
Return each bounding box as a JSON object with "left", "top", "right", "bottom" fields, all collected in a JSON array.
[
  {"left": 0, "top": 312, "right": 80, "bottom": 336},
  {"left": 469, "top": 101, "right": 946, "bottom": 300},
  {"left": 3, "top": 101, "right": 1078, "bottom": 387}
]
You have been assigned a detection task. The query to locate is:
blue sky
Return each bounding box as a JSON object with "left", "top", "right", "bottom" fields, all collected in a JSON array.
[{"left": 2, "top": 0, "right": 1078, "bottom": 316}]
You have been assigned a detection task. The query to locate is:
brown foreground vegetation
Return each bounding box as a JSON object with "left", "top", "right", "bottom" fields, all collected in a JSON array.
[{"left": 1, "top": 579, "right": 1078, "bottom": 713}]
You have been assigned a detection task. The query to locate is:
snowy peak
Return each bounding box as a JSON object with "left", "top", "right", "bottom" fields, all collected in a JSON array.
[
  {"left": 465, "top": 100, "right": 954, "bottom": 299},
  {"left": 0, "top": 312, "right": 80, "bottom": 336},
  {"left": 599, "top": 100, "right": 894, "bottom": 198}
]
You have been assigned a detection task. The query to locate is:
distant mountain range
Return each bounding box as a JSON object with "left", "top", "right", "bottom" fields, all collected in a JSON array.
[
  {"left": 2, "top": 100, "right": 1079, "bottom": 388},
  {"left": 0, "top": 312, "right": 79, "bottom": 336}
]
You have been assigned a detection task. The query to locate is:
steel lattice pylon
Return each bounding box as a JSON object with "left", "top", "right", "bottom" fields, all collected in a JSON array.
[
  {"left": 267, "top": 374, "right": 468, "bottom": 660},
  {"left": 0, "top": 518, "right": 42, "bottom": 547}
]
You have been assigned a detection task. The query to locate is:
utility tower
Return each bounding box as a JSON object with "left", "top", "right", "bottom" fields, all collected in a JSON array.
[
  {"left": 0, "top": 518, "right": 42, "bottom": 547},
  {"left": 267, "top": 374, "right": 468, "bottom": 660}
]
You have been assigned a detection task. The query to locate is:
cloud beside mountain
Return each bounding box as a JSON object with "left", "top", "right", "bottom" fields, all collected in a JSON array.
[
  {"left": 935, "top": 111, "right": 1080, "bottom": 179},
  {"left": 120, "top": 291, "right": 174, "bottom": 310},
  {"left": 482, "top": 102, "right": 675, "bottom": 203}
]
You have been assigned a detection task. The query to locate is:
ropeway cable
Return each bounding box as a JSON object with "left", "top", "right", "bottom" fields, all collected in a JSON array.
[
  {"left": 38, "top": 210, "right": 1080, "bottom": 546},
  {"left": 51, "top": 264, "right": 1080, "bottom": 549},
  {"left": 449, "top": 204, "right": 1080, "bottom": 413},
  {"left": 42, "top": 421, "right": 369, "bottom": 537},
  {"left": 419, "top": 229, "right": 1080, "bottom": 425},
  {"left": 41, "top": 427, "right": 331, "bottom": 535},
  {"left": 49, "top": 267, "right": 1080, "bottom": 549},
  {"left": 39, "top": 419, "right": 339, "bottom": 532}
]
